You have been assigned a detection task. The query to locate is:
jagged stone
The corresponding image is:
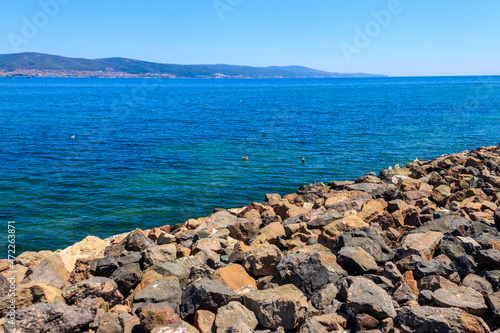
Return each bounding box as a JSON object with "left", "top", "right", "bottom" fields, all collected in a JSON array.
[
  {"left": 395, "top": 306, "right": 490, "bottom": 333},
  {"left": 244, "top": 284, "right": 308, "bottom": 330}
]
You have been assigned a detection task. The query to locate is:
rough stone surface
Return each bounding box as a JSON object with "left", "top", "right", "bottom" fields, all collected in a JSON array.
[
  {"left": 244, "top": 284, "right": 308, "bottom": 330},
  {"left": 432, "top": 286, "right": 488, "bottom": 315},
  {"left": 342, "top": 276, "right": 397, "bottom": 319},
  {"left": 395, "top": 306, "right": 490, "bottom": 333},
  {"left": 180, "top": 278, "right": 241, "bottom": 319},
  {"left": 215, "top": 301, "right": 258, "bottom": 333},
  {"left": 133, "top": 277, "right": 182, "bottom": 313}
]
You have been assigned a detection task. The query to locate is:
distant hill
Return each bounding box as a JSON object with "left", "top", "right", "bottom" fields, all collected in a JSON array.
[{"left": 0, "top": 52, "right": 387, "bottom": 78}]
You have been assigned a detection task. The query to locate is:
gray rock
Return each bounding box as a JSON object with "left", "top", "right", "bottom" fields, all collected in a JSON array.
[
  {"left": 395, "top": 306, "right": 490, "bottom": 333},
  {"left": 242, "top": 243, "right": 283, "bottom": 276},
  {"left": 180, "top": 278, "right": 241, "bottom": 319},
  {"left": 334, "top": 227, "right": 395, "bottom": 265},
  {"left": 476, "top": 248, "right": 500, "bottom": 269},
  {"left": 215, "top": 301, "right": 258, "bottom": 333},
  {"left": 244, "top": 284, "right": 308, "bottom": 330},
  {"left": 148, "top": 257, "right": 195, "bottom": 288},
  {"left": 132, "top": 277, "right": 182, "bottom": 313},
  {"left": 95, "top": 312, "right": 122, "bottom": 333},
  {"left": 451, "top": 255, "right": 477, "bottom": 278},
  {"left": 277, "top": 252, "right": 346, "bottom": 298},
  {"left": 140, "top": 244, "right": 177, "bottom": 269},
  {"left": 223, "top": 322, "right": 254, "bottom": 333},
  {"left": 62, "top": 276, "right": 123, "bottom": 306},
  {"left": 462, "top": 274, "right": 494, "bottom": 295},
  {"left": 479, "top": 270, "right": 500, "bottom": 291},
  {"left": 298, "top": 318, "right": 328, "bottom": 333},
  {"left": 310, "top": 283, "right": 338, "bottom": 310},
  {"left": 396, "top": 255, "right": 452, "bottom": 279},
  {"left": 90, "top": 257, "right": 119, "bottom": 277},
  {"left": 337, "top": 246, "right": 379, "bottom": 274},
  {"left": 341, "top": 276, "right": 396, "bottom": 319},
  {"left": 432, "top": 286, "right": 487, "bottom": 315},
  {"left": 4, "top": 299, "right": 97, "bottom": 333},
  {"left": 486, "top": 291, "right": 500, "bottom": 319},
  {"left": 110, "top": 267, "right": 141, "bottom": 297}
]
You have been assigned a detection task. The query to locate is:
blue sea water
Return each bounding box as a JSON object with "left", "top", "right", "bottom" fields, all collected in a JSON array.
[{"left": 1, "top": 76, "right": 499, "bottom": 254}]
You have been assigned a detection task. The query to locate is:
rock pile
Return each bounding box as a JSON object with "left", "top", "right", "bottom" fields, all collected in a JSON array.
[{"left": 2, "top": 144, "right": 500, "bottom": 332}]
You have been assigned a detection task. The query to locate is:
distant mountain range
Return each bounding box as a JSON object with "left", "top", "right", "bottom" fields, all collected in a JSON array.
[{"left": 0, "top": 52, "right": 387, "bottom": 78}]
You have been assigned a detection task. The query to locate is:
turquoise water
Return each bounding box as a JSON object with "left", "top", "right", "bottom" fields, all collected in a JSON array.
[{"left": 1, "top": 76, "right": 499, "bottom": 253}]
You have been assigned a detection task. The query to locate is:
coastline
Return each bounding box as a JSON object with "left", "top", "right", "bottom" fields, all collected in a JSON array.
[{"left": 1, "top": 144, "right": 500, "bottom": 332}]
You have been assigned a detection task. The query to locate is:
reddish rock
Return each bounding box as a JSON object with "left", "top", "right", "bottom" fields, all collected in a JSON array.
[
  {"left": 194, "top": 310, "right": 215, "bottom": 333},
  {"left": 138, "top": 304, "right": 180, "bottom": 333},
  {"left": 399, "top": 231, "right": 444, "bottom": 260},
  {"left": 211, "top": 264, "right": 256, "bottom": 291}
]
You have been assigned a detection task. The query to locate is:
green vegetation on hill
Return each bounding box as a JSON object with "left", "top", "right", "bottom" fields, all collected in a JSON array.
[{"left": 0, "top": 52, "right": 387, "bottom": 78}]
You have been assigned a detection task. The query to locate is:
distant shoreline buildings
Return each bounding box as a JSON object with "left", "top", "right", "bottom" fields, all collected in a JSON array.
[{"left": 0, "top": 69, "right": 280, "bottom": 79}]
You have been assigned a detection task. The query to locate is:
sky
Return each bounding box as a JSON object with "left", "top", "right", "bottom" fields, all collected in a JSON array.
[{"left": 1, "top": 0, "right": 499, "bottom": 76}]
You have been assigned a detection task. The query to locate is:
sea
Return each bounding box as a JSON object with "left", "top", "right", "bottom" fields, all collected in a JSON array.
[{"left": 1, "top": 76, "right": 499, "bottom": 254}]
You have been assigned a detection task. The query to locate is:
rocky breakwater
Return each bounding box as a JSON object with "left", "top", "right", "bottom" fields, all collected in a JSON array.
[{"left": 2, "top": 144, "right": 500, "bottom": 332}]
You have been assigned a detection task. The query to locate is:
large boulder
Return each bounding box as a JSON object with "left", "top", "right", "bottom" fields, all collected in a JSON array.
[
  {"left": 3, "top": 298, "right": 97, "bottom": 333},
  {"left": 432, "top": 286, "right": 487, "bottom": 315},
  {"left": 138, "top": 304, "right": 180, "bottom": 333},
  {"left": 214, "top": 301, "right": 258, "bottom": 333},
  {"left": 318, "top": 215, "right": 369, "bottom": 249},
  {"left": 211, "top": 264, "right": 256, "bottom": 291},
  {"left": 62, "top": 276, "right": 123, "bottom": 306},
  {"left": 58, "top": 235, "right": 108, "bottom": 273},
  {"left": 398, "top": 231, "right": 444, "bottom": 260},
  {"left": 244, "top": 284, "right": 308, "bottom": 330},
  {"left": 241, "top": 243, "right": 283, "bottom": 276},
  {"left": 337, "top": 246, "right": 379, "bottom": 274},
  {"left": 132, "top": 277, "right": 182, "bottom": 313},
  {"left": 277, "top": 252, "right": 346, "bottom": 298},
  {"left": 180, "top": 278, "right": 241, "bottom": 319},
  {"left": 140, "top": 244, "right": 177, "bottom": 269},
  {"left": 341, "top": 276, "right": 396, "bottom": 320},
  {"left": 395, "top": 306, "right": 490, "bottom": 333},
  {"left": 333, "top": 227, "right": 395, "bottom": 264}
]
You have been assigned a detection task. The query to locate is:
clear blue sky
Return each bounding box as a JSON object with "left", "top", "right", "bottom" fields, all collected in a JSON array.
[{"left": 1, "top": 0, "right": 499, "bottom": 76}]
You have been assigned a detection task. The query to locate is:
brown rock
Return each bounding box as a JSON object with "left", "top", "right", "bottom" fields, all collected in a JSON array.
[
  {"left": 356, "top": 313, "right": 379, "bottom": 331},
  {"left": 242, "top": 243, "right": 283, "bottom": 276},
  {"left": 138, "top": 304, "right": 180, "bottom": 333},
  {"left": 211, "top": 264, "right": 256, "bottom": 291},
  {"left": 418, "top": 275, "right": 457, "bottom": 292},
  {"left": 244, "top": 284, "right": 308, "bottom": 330},
  {"left": 318, "top": 215, "right": 369, "bottom": 249},
  {"left": 399, "top": 231, "right": 444, "bottom": 260},
  {"left": 148, "top": 228, "right": 163, "bottom": 241},
  {"left": 431, "top": 185, "right": 452, "bottom": 206},
  {"left": 358, "top": 199, "right": 388, "bottom": 223},
  {"left": 324, "top": 191, "right": 372, "bottom": 213},
  {"left": 194, "top": 310, "right": 215, "bottom": 333},
  {"left": 265, "top": 193, "right": 281, "bottom": 205},
  {"left": 313, "top": 312, "right": 349, "bottom": 331},
  {"left": 215, "top": 301, "right": 258, "bottom": 333},
  {"left": 177, "top": 247, "right": 191, "bottom": 258},
  {"left": 69, "top": 257, "right": 92, "bottom": 284},
  {"left": 256, "top": 222, "right": 286, "bottom": 245}
]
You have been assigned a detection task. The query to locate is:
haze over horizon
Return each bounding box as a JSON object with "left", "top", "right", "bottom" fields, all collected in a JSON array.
[{"left": 2, "top": 0, "right": 500, "bottom": 77}]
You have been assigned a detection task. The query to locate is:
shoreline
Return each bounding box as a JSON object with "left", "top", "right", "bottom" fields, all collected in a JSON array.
[{"left": 1, "top": 144, "right": 500, "bottom": 332}]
